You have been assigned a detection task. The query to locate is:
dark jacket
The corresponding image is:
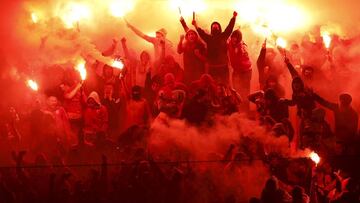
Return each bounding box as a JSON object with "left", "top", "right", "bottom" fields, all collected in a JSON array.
[
  {"left": 196, "top": 17, "right": 236, "bottom": 66},
  {"left": 316, "top": 96, "right": 358, "bottom": 142}
]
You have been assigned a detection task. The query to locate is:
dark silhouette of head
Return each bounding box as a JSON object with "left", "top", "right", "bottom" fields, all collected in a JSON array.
[
  {"left": 211, "top": 22, "right": 222, "bottom": 36},
  {"left": 339, "top": 93, "right": 352, "bottom": 107}
]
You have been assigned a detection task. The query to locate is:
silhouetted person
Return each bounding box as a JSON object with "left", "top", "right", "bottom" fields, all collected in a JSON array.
[
  {"left": 192, "top": 11, "right": 237, "bottom": 84},
  {"left": 316, "top": 93, "right": 358, "bottom": 152}
]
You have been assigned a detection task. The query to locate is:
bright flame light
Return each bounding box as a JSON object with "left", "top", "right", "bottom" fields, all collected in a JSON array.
[
  {"left": 75, "top": 59, "right": 87, "bottom": 81},
  {"left": 276, "top": 37, "right": 287, "bottom": 48},
  {"left": 235, "top": 0, "right": 309, "bottom": 34},
  {"left": 309, "top": 151, "right": 320, "bottom": 165},
  {"left": 112, "top": 59, "right": 124, "bottom": 70},
  {"left": 109, "top": 0, "right": 135, "bottom": 18},
  {"left": 252, "top": 25, "right": 273, "bottom": 38},
  {"left": 57, "top": 2, "right": 91, "bottom": 28},
  {"left": 31, "top": 13, "right": 38, "bottom": 23},
  {"left": 170, "top": 0, "right": 206, "bottom": 17},
  {"left": 27, "top": 79, "right": 39, "bottom": 91},
  {"left": 321, "top": 31, "right": 332, "bottom": 49}
]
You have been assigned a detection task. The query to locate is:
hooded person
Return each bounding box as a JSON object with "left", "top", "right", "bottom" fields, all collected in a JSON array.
[
  {"left": 192, "top": 11, "right": 238, "bottom": 85},
  {"left": 83, "top": 91, "right": 109, "bottom": 143},
  {"left": 286, "top": 59, "right": 328, "bottom": 148},
  {"left": 261, "top": 176, "right": 292, "bottom": 203},
  {"left": 177, "top": 28, "right": 206, "bottom": 85},
  {"left": 228, "top": 29, "right": 252, "bottom": 111}
]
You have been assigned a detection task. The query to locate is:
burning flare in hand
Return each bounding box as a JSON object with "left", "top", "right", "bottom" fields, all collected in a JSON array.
[
  {"left": 276, "top": 37, "right": 287, "bottom": 49},
  {"left": 309, "top": 151, "right": 320, "bottom": 165},
  {"left": 27, "top": 79, "right": 39, "bottom": 91},
  {"left": 111, "top": 59, "right": 124, "bottom": 70},
  {"left": 75, "top": 59, "right": 87, "bottom": 81},
  {"left": 321, "top": 31, "right": 332, "bottom": 49}
]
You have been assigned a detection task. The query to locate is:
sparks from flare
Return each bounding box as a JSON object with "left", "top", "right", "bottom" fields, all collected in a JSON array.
[
  {"left": 75, "top": 59, "right": 87, "bottom": 81},
  {"left": 27, "top": 79, "right": 39, "bottom": 91},
  {"left": 309, "top": 151, "right": 320, "bottom": 165}
]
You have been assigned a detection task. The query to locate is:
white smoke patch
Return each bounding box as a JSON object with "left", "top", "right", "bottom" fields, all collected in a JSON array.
[
  {"left": 148, "top": 112, "right": 314, "bottom": 202},
  {"left": 149, "top": 112, "right": 292, "bottom": 160}
]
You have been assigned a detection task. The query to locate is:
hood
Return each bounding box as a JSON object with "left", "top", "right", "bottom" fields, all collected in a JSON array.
[
  {"left": 211, "top": 21, "right": 222, "bottom": 35},
  {"left": 185, "top": 29, "right": 198, "bottom": 40},
  {"left": 87, "top": 91, "right": 101, "bottom": 106},
  {"left": 292, "top": 76, "right": 304, "bottom": 91},
  {"left": 231, "top": 30, "right": 242, "bottom": 42}
]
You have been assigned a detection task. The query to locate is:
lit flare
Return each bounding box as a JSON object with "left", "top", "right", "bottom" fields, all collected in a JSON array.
[
  {"left": 309, "top": 151, "right": 320, "bottom": 165},
  {"left": 322, "top": 31, "right": 332, "bottom": 49},
  {"left": 276, "top": 37, "right": 287, "bottom": 49},
  {"left": 27, "top": 79, "right": 39, "bottom": 91},
  {"left": 112, "top": 59, "right": 124, "bottom": 70},
  {"left": 75, "top": 59, "right": 87, "bottom": 81}
]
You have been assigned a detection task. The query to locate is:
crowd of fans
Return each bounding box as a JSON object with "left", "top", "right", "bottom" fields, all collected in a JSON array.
[{"left": 1, "top": 11, "right": 360, "bottom": 203}]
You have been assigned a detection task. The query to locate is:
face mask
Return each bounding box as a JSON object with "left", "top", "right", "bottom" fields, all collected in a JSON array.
[{"left": 211, "top": 28, "right": 221, "bottom": 35}]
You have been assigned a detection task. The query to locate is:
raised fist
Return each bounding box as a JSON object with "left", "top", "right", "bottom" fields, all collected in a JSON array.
[{"left": 192, "top": 20, "right": 197, "bottom": 27}]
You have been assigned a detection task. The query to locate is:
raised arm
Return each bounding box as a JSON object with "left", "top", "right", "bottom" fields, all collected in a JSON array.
[
  {"left": 177, "top": 34, "right": 185, "bottom": 54},
  {"left": 257, "top": 40, "right": 267, "bottom": 87},
  {"left": 63, "top": 83, "right": 82, "bottom": 99},
  {"left": 313, "top": 93, "right": 338, "bottom": 111},
  {"left": 284, "top": 57, "right": 300, "bottom": 79},
  {"left": 192, "top": 20, "right": 211, "bottom": 42},
  {"left": 223, "top": 11, "right": 237, "bottom": 38},
  {"left": 180, "top": 17, "right": 190, "bottom": 32},
  {"left": 248, "top": 90, "right": 264, "bottom": 104},
  {"left": 126, "top": 20, "right": 155, "bottom": 43},
  {"left": 120, "top": 37, "right": 131, "bottom": 60},
  {"left": 102, "top": 39, "right": 118, "bottom": 57}
]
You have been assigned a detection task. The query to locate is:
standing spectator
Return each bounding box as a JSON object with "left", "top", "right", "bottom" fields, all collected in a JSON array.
[
  {"left": 83, "top": 91, "right": 108, "bottom": 143},
  {"left": 228, "top": 30, "right": 252, "bottom": 111},
  {"left": 101, "top": 83, "right": 124, "bottom": 138},
  {"left": 316, "top": 93, "right": 359, "bottom": 153},
  {"left": 61, "top": 68, "right": 86, "bottom": 138},
  {"left": 42, "top": 95, "right": 73, "bottom": 145},
  {"left": 121, "top": 37, "right": 152, "bottom": 88},
  {"left": 178, "top": 17, "right": 206, "bottom": 85},
  {"left": 126, "top": 20, "right": 174, "bottom": 70},
  {"left": 192, "top": 11, "right": 237, "bottom": 84},
  {"left": 125, "top": 86, "right": 151, "bottom": 129}
]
